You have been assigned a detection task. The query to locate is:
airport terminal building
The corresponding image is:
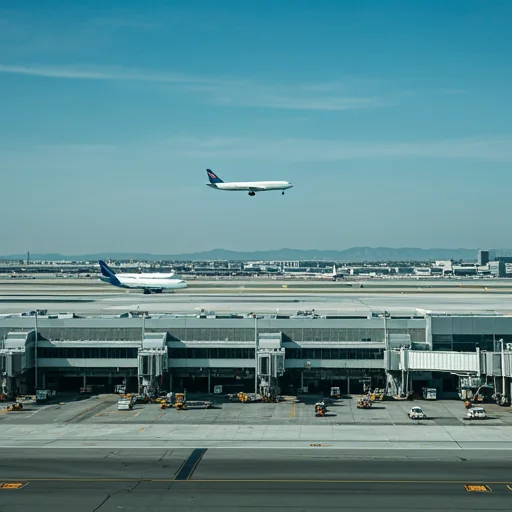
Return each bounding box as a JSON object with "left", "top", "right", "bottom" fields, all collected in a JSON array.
[{"left": 2, "top": 310, "right": 512, "bottom": 399}]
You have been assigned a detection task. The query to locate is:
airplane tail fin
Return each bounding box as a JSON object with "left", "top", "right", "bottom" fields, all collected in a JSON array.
[
  {"left": 206, "top": 169, "right": 224, "bottom": 184},
  {"left": 99, "top": 260, "right": 123, "bottom": 286},
  {"left": 99, "top": 260, "right": 116, "bottom": 279}
]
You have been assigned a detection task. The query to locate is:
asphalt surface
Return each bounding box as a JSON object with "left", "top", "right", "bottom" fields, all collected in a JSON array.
[
  {"left": 2, "top": 278, "right": 512, "bottom": 316},
  {"left": 1, "top": 448, "right": 511, "bottom": 511},
  {"left": 4, "top": 395, "right": 511, "bottom": 427}
]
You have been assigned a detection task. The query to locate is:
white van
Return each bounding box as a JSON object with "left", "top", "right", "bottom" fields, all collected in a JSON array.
[
  {"left": 467, "top": 407, "right": 487, "bottom": 420},
  {"left": 117, "top": 398, "right": 134, "bottom": 411}
]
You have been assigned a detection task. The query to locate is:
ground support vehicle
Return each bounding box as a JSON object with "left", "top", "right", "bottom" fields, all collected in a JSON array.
[
  {"left": 315, "top": 402, "right": 328, "bottom": 417},
  {"left": 467, "top": 407, "right": 487, "bottom": 420},
  {"left": 7, "top": 402, "right": 23, "bottom": 411},
  {"left": 408, "top": 406, "right": 427, "bottom": 419},
  {"left": 357, "top": 397, "right": 373, "bottom": 409}
]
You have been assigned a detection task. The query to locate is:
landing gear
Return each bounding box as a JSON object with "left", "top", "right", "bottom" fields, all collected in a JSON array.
[
  {"left": 143, "top": 289, "right": 163, "bottom": 295},
  {"left": 248, "top": 191, "right": 255, "bottom": 196},
  {"left": 282, "top": 191, "right": 285, "bottom": 195}
]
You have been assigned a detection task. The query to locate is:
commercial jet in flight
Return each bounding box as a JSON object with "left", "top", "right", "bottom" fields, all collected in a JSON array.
[
  {"left": 98, "top": 260, "right": 187, "bottom": 294},
  {"left": 206, "top": 169, "right": 293, "bottom": 196}
]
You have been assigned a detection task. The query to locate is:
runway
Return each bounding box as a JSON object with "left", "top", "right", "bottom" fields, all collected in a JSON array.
[
  {"left": 1, "top": 448, "right": 511, "bottom": 511},
  {"left": 1, "top": 278, "right": 512, "bottom": 315}
]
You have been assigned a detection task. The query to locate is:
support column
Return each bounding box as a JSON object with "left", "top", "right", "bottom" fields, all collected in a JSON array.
[
  {"left": 501, "top": 339, "right": 506, "bottom": 398},
  {"left": 207, "top": 370, "right": 211, "bottom": 394},
  {"left": 83, "top": 373, "right": 87, "bottom": 387},
  {"left": 382, "top": 311, "right": 392, "bottom": 396},
  {"left": 347, "top": 375, "right": 351, "bottom": 395},
  {"left": 254, "top": 315, "right": 258, "bottom": 394},
  {"left": 34, "top": 312, "right": 38, "bottom": 392}
]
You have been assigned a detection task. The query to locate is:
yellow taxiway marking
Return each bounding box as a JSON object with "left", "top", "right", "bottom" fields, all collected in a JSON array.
[
  {"left": 464, "top": 484, "right": 492, "bottom": 492},
  {"left": 139, "top": 428, "right": 144, "bottom": 433},
  {"left": 0, "top": 482, "right": 28, "bottom": 489},
  {"left": 507, "top": 485, "right": 512, "bottom": 491},
  {"left": 291, "top": 403, "right": 296, "bottom": 418}
]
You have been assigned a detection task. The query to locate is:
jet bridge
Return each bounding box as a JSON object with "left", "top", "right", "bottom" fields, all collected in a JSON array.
[
  {"left": 137, "top": 332, "right": 168, "bottom": 396},
  {"left": 256, "top": 332, "right": 285, "bottom": 398},
  {"left": 0, "top": 330, "right": 36, "bottom": 395}
]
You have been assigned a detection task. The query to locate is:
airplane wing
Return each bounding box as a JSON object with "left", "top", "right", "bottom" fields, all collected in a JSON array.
[{"left": 248, "top": 186, "right": 267, "bottom": 192}]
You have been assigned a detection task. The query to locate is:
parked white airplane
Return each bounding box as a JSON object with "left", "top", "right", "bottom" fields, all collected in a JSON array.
[
  {"left": 283, "top": 266, "right": 343, "bottom": 281},
  {"left": 320, "top": 265, "right": 344, "bottom": 281},
  {"left": 206, "top": 169, "right": 293, "bottom": 196},
  {"left": 98, "top": 261, "right": 187, "bottom": 294}
]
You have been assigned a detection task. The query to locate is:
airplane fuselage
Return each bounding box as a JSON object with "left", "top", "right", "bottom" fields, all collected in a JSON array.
[
  {"left": 119, "top": 272, "right": 175, "bottom": 279},
  {"left": 207, "top": 181, "right": 293, "bottom": 192},
  {"left": 100, "top": 275, "right": 187, "bottom": 292}
]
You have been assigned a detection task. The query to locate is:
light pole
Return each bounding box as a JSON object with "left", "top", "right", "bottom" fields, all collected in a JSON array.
[
  {"left": 383, "top": 310, "right": 389, "bottom": 351},
  {"left": 382, "top": 311, "right": 390, "bottom": 394},
  {"left": 138, "top": 314, "right": 146, "bottom": 395},
  {"left": 34, "top": 310, "right": 38, "bottom": 392}
]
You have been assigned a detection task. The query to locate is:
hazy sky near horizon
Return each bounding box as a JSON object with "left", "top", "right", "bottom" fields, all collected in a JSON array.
[{"left": 1, "top": 1, "right": 511, "bottom": 255}]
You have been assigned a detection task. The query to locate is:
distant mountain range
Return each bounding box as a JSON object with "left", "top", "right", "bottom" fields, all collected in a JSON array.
[{"left": 0, "top": 247, "right": 505, "bottom": 262}]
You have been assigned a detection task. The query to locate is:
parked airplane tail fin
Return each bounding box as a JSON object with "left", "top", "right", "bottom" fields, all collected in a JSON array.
[
  {"left": 99, "top": 260, "right": 116, "bottom": 279},
  {"left": 206, "top": 169, "right": 224, "bottom": 183}
]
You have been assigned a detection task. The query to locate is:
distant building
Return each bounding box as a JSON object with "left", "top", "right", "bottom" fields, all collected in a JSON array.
[
  {"left": 394, "top": 267, "right": 414, "bottom": 275},
  {"left": 435, "top": 260, "right": 453, "bottom": 276},
  {"left": 489, "top": 260, "right": 506, "bottom": 278},
  {"left": 413, "top": 267, "right": 431, "bottom": 276},
  {"left": 478, "top": 250, "right": 490, "bottom": 266},
  {"left": 452, "top": 263, "right": 478, "bottom": 276}
]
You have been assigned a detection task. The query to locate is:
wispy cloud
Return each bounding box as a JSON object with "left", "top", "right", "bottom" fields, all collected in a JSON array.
[
  {"left": 15, "top": 135, "right": 512, "bottom": 165},
  {"left": 35, "top": 144, "right": 117, "bottom": 152},
  {"left": 89, "top": 18, "right": 157, "bottom": 30},
  {"left": 440, "top": 88, "right": 467, "bottom": 95},
  {"left": 0, "top": 63, "right": 211, "bottom": 84},
  {"left": 203, "top": 83, "right": 385, "bottom": 111},
  {"left": 162, "top": 134, "right": 512, "bottom": 162},
  {"left": 0, "top": 63, "right": 387, "bottom": 111},
  {"left": 0, "top": 8, "right": 159, "bottom": 56}
]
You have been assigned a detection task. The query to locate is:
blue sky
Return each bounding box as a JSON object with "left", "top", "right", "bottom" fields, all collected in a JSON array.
[{"left": 1, "top": 0, "right": 511, "bottom": 255}]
